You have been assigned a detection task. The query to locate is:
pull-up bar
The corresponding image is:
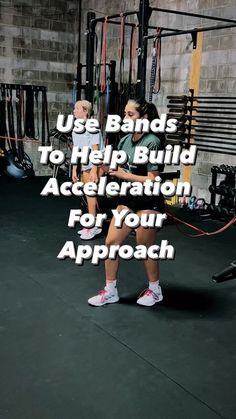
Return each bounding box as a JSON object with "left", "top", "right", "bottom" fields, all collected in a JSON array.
[
  {"left": 90, "top": 6, "right": 236, "bottom": 26},
  {"left": 151, "top": 7, "right": 236, "bottom": 24},
  {"left": 90, "top": 7, "right": 236, "bottom": 30},
  {"left": 92, "top": 10, "right": 137, "bottom": 24},
  {"left": 148, "top": 26, "right": 182, "bottom": 32},
  {"left": 145, "top": 22, "right": 236, "bottom": 40}
]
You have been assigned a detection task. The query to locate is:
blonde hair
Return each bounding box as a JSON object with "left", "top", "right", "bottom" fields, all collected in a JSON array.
[
  {"left": 75, "top": 100, "right": 92, "bottom": 117},
  {"left": 127, "top": 99, "right": 139, "bottom": 109}
]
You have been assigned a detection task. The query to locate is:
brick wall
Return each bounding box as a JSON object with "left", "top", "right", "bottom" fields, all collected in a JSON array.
[
  {"left": 0, "top": 0, "right": 235, "bottom": 186},
  {"left": 0, "top": 0, "right": 79, "bottom": 123},
  {"left": 0, "top": 0, "right": 80, "bottom": 174}
]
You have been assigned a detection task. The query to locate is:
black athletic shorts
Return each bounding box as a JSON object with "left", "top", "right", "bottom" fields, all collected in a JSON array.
[{"left": 118, "top": 193, "right": 166, "bottom": 213}]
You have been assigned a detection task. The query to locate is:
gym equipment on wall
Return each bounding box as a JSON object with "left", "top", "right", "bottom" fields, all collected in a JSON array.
[
  {"left": 166, "top": 94, "right": 191, "bottom": 146},
  {"left": 79, "top": 1, "right": 236, "bottom": 107},
  {"left": 166, "top": 90, "right": 236, "bottom": 155},
  {"left": 0, "top": 83, "right": 50, "bottom": 179}
]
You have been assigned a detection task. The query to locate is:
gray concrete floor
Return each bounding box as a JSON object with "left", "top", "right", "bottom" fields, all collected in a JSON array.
[{"left": 0, "top": 176, "right": 235, "bottom": 419}]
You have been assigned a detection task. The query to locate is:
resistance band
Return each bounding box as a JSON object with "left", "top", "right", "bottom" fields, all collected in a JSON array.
[
  {"left": 100, "top": 16, "right": 108, "bottom": 94},
  {"left": 34, "top": 88, "right": 40, "bottom": 140},
  {"left": 94, "top": 29, "right": 102, "bottom": 116},
  {"left": 167, "top": 209, "right": 236, "bottom": 238},
  {"left": 15, "top": 87, "right": 24, "bottom": 161},
  {"left": 43, "top": 89, "right": 50, "bottom": 145},
  {"left": 129, "top": 24, "right": 137, "bottom": 88},
  {"left": 149, "top": 28, "right": 162, "bottom": 102},
  {"left": 0, "top": 87, "right": 7, "bottom": 151},
  {"left": 119, "top": 13, "right": 125, "bottom": 93},
  {"left": 25, "top": 87, "right": 35, "bottom": 138},
  {"left": 7, "top": 87, "right": 17, "bottom": 154},
  {"left": 106, "top": 74, "right": 110, "bottom": 114}
]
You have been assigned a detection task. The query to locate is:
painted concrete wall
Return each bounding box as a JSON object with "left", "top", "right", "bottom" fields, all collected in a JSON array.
[{"left": 0, "top": 0, "right": 235, "bottom": 192}]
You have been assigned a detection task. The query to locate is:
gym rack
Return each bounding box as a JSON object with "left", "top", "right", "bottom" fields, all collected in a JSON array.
[{"left": 81, "top": 0, "right": 236, "bottom": 103}]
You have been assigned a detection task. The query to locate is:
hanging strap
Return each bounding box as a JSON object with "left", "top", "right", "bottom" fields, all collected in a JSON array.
[
  {"left": 0, "top": 86, "right": 7, "bottom": 150},
  {"left": 41, "top": 90, "right": 45, "bottom": 146},
  {"left": 42, "top": 88, "right": 50, "bottom": 145},
  {"left": 129, "top": 24, "right": 137, "bottom": 93},
  {"left": 25, "top": 87, "right": 35, "bottom": 138},
  {"left": 118, "top": 13, "right": 125, "bottom": 93},
  {"left": 71, "top": 79, "right": 77, "bottom": 108},
  {"left": 100, "top": 16, "right": 108, "bottom": 94},
  {"left": 34, "top": 88, "right": 40, "bottom": 140},
  {"left": 119, "top": 13, "right": 125, "bottom": 63},
  {"left": 153, "top": 28, "right": 162, "bottom": 95},
  {"left": 106, "top": 74, "right": 110, "bottom": 114},
  {"left": 20, "top": 89, "right": 25, "bottom": 138},
  {"left": 4, "top": 89, "right": 10, "bottom": 149},
  {"left": 131, "top": 24, "right": 137, "bottom": 85},
  {"left": 16, "top": 87, "right": 24, "bottom": 161},
  {"left": 7, "top": 88, "right": 17, "bottom": 153},
  {"left": 94, "top": 64, "right": 100, "bottom": 104},
  {"left": 149, "top": 28, "right": 162, "bottom": 102},
  {"left": 94, "top": 32, "right": 101, "bottom": 115}
]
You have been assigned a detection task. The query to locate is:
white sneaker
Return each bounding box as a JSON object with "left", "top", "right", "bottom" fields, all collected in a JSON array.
[
  {"left": 88, "top": 287, "right": 119, "bottom": 306},
  {"left": 80, "top": 227, "right": 102, "bottom": 240},
  {"left": 137, "top": 286, "right": 163, "bottom": 306}
]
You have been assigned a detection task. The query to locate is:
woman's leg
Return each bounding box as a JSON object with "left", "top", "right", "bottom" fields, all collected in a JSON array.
[
  {"left": 135, "top": 210, "right": 163, "bottom": 306},
  {"left": 88, "top": 205, "right": 132, "bottom": 306},
  {"left": 105, "top": 205, "right": 133, "bottom": 281},
  {"left": 135, "top": 217, "right": 159, "bottom": 282},
  {"left": 81, "top": 170, "right": 97, "bottom": 217}
]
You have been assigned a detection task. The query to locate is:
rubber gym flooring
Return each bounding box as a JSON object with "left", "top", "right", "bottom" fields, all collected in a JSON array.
[{"left": 0, "top": 176, "right": 235, "bottom": 419}]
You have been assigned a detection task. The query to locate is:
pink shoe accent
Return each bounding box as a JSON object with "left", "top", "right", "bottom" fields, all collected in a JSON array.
[
  {"left": 98, "top": 289, "right": 107, "bottom": 303},
  {"left": 137, "top": 286, "right": 163, "bottom": 306},
  {"left": 138, "top": 288, "right": 161, "bottom": 301}
]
